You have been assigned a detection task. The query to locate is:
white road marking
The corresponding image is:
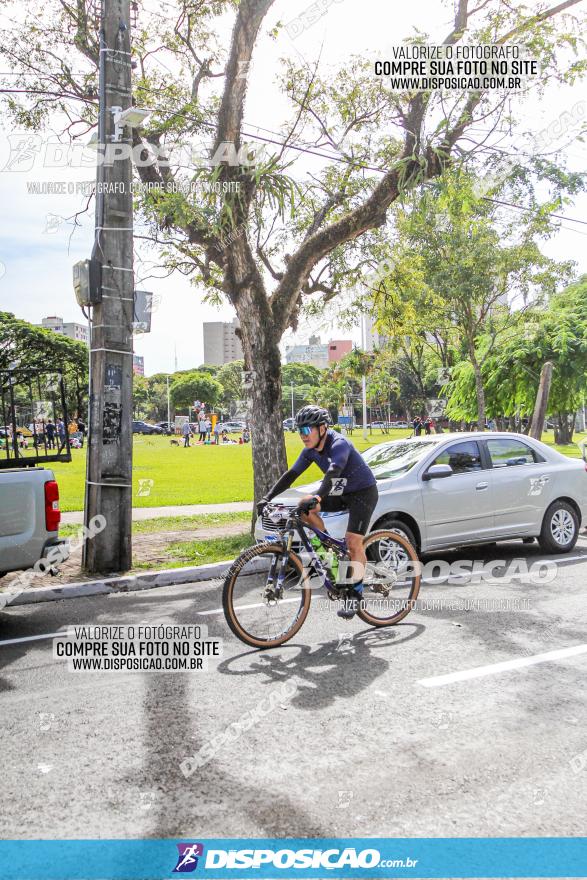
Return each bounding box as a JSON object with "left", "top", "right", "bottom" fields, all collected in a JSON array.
[
  {"left": 197, "top": 597, "right": 301, "bottom": 616},
  {"left": 0, "top": 631, "right": 66, "bottom": 648},
  {"left": 418, "top": 643, "right": 587, "bottom": 687}
]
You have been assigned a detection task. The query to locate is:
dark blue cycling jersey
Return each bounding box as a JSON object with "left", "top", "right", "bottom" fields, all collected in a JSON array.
[{"left": 290, "top": 429, "right": 376, "bottom": 495}]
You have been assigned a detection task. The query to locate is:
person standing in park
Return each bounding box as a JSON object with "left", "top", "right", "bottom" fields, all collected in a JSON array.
[
  {"left": 76, "top": 416, "right": 86, "bottom": 447},
  {"left": 213, "top": 420, "right": 220, "bottom": 445},
  {"left": 182, "top": 420, "right": 191, "bottom": 448},
  {"left": 45, "top": 419, "right": 56, "bottom": 450},
  {"left": 205, "top": 416, "right": 212, "bottom": 442},
  {"left": 56, "top": 418, "right": 66, "bottom": 450},
  {"left": 198, "top": 413, "right": 207, "bottom": 443}
]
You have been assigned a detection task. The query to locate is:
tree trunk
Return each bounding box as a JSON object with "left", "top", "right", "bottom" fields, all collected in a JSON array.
[
  {"left": 471, "top": 358, "right": 486, "bottom": 431},
  {"left": 555, "top": 412, "right": 575, "bottom": 445},
  {"left": 236, "top": 288, "right": 288, "bottom": 533}
]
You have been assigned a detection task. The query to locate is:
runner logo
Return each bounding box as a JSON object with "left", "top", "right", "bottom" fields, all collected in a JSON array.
[{"left": 173, "top": 843, "right": 204, "bottom": 873}]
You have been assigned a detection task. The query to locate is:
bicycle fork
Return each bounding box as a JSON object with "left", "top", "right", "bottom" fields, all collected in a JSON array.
[{"left": 263, "top": 532, "right": 295, "bottom": 603}]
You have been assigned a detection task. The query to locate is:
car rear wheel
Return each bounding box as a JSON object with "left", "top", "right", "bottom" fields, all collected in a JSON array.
[{"left": 539, "top": 501, "right": 579, "bottom": 554}]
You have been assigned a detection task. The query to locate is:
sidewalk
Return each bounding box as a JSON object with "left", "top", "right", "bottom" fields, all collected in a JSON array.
[{"left": 61, "top": 501, "right": 254, "bottom": 525}]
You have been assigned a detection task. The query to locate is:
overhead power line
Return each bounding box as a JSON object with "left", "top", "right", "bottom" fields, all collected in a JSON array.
[{"left": 0, "top": 85, "right": 585, "bottom": 228}]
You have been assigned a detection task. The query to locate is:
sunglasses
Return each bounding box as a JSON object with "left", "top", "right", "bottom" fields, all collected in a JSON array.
[{"left": 298, "top": 426, "right": 313, "bottom": 436}]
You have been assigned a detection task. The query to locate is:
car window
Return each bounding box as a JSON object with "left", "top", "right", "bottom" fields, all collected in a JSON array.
[
  {"left": 432, "top": 440, "right": 483, "bottom": 473},
  {"left": 487, "top": 438, "right": 538, "bottom": 468},
  {"left": 361, "top": 439, "right": 438, "bottom": 478}
]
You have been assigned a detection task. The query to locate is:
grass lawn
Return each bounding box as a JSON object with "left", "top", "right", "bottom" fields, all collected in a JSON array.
[
  {"left": 58, "top": 511, "right": 252, "bottom": 538},
  {"left": 50, "top": 428, "right": 587, "bottom": 512},
  {"left": 133, "top": 533, "right": 252, "bottom": 569}
]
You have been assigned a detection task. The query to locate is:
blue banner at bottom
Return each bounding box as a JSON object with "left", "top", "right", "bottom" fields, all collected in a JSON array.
[{"left": 0, "top": 837, "right": 586, "bottom": 879}]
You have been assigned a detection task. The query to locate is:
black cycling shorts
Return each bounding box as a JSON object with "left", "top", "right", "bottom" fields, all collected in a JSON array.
[{"left": 319, "top": 483, "right": 379, "bottom": 535}]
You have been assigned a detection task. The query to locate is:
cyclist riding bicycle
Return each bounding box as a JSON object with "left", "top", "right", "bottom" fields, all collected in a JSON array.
[{"left": 257, "top": 405, "right": 379, "bottom": 619}]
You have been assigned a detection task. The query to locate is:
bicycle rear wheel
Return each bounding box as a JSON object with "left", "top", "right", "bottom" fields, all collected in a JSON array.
[
  {"left": 357, "top": 529, "right": 421, "bottom": 627},
  {"left": 222, "top": 542, "right": 311, "bottom": 649}
]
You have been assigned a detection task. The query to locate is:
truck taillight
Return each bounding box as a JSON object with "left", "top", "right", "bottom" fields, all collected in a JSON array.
[{"left": 45, "top": 480, "right": 61, "bottom": 532}]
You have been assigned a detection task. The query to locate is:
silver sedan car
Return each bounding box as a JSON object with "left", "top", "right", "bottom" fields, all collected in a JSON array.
[{"left": 255, "top": 432, "right": 587, "bottom": 554}]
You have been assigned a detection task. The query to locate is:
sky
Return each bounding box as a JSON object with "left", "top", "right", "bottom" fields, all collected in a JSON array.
[{"left": 0, "top": 0, "right": 585, "bottom": 376}]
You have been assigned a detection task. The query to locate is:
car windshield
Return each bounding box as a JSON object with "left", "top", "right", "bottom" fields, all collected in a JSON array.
[{"left": 362, "top": 439, "right": 437, "bottom": 479}]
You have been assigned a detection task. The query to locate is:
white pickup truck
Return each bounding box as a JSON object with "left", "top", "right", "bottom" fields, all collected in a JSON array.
[{"left": 0, "top": 467, "right": 69, "bottom": 579}]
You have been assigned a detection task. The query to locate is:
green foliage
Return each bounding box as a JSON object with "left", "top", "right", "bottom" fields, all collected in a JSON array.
[
  {"left": 0, "top": 311, "right": 89, "bottom": 416},
  {"left": 445, "top": 276, "right": 587, "bottom": 423},
  {"left": 372, "top": 167, "right": 577, "bottom": 425},
  {"left": 282, "top": 362, "right": 321, "bottom": 387},
  {"left": 170, "top": 370, "right": 222, "bottom": 411},
  {"left": 216, "top": 359, "right": 244, "bottom": 411}
]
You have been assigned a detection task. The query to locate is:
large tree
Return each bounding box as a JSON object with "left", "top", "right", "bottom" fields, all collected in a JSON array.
[
  {"left": 447, "top": 276, "right": 587, "bottom": 442},
  {"left": 0, "top": 311, "right": 89, "bottom": 417},
  {"left": 371, "top": 169, "right": 578, "bottom": 428},
  {"left": 1, "top": 0, "right": 584, "bottom": 511},
  {"left": 169, "top": 371, "right": 222, "bottom": 411}
]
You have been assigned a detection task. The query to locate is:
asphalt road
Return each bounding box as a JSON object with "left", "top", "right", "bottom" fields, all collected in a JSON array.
[{"left": 1, "top": 538, "right": 586, "bottom": 840}]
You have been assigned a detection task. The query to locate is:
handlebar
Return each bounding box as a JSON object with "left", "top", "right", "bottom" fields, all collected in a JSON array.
[{"left": 290, "top": 498, "right": 320, "bottom": 517}]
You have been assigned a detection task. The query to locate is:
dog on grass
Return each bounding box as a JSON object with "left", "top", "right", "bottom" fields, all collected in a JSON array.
[{"left": 170, "top": 437, "right": 180, "bottom": 446}]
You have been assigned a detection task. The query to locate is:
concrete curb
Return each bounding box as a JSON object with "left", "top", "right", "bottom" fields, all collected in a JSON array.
[{"left": 1, "top": 559, "right": 235, "bottom": 609}]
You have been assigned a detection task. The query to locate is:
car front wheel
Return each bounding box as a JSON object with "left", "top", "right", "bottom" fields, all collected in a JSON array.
[
  {"left": 369, "top": 517, "right": 418, "bottom": 555},
  {"left": 539, "top": 501, "right": 579, "bottom": 554}
]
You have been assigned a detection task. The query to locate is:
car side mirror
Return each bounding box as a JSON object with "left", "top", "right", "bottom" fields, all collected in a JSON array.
[{"left": 422, "top": 464, "right": 453, "bottom": 481}]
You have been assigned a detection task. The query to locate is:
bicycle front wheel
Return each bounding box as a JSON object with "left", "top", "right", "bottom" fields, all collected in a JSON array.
[
  {"left": 222, "top": 542, "right": 312, "bottom": 649},
  {"left": 357, "top": 529, "right": 421, "bottom": 627}
]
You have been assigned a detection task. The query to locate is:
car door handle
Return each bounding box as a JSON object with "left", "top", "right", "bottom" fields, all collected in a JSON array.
[{"left": 476, "top": 481, "right": 489, "bottom": 490}]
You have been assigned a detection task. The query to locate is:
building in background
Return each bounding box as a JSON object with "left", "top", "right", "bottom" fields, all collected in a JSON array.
[
  {"left": 132, "top": 354, "right": 144, "bottom": 376},
  {"left": 39, "top": 316, "right": 89, "bottom": 345},
  {"left": 285, "top": 335, "right": 329, "bottom": 369},
  {"left": 363, "top": 315, "right": 389, "bottom": 352},
  {"left": 203, "top": 316, "right": 244, "bottom": 365},
  {"left": 328, "top": 339, "right": 353, "bottom": 363},
  {"left": 285, "top": 335, "right": 353, "bottom": 369}
]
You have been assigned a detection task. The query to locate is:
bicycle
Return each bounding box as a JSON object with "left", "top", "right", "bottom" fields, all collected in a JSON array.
[{"left": 222, "top": 500, "right": 421, "bottom": 649}]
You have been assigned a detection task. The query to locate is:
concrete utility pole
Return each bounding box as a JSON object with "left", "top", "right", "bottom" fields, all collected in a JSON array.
[
  {"left": 361, "top": 314, "right": 368, "bottom": 440},
  {"left": 529, "top": 361, "right": 554, "bottom": 442},
  {"left": 84, "top": 0, "right": 134, "bottom": 573}
]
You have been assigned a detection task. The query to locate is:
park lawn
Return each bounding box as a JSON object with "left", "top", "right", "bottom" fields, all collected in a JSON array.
[
  {"left": 58, "top": 511, "right": 252, "bottom": 538},
  {"left": 50, "top": 429, "right": 587, "bottom": 512}
]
